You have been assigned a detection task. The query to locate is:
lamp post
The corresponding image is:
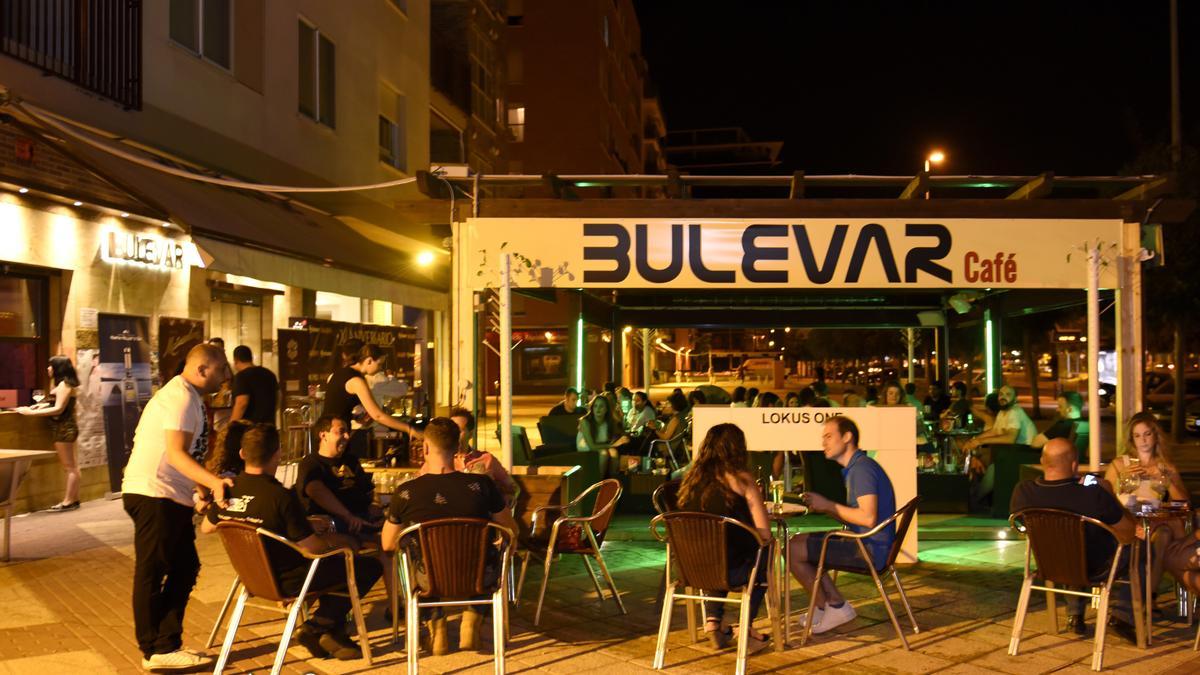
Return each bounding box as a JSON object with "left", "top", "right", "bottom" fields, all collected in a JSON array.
[{"left": 924, "top": 150, "right": 945, "bottom": 200}]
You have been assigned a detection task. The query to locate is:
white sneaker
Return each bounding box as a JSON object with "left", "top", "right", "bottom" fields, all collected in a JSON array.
[
  {"left": 811, "top": 602, "right": 857, "bottom": 634},
  {"left": 141, "top": 649, "right": 213, "bottom": 671},
  {"left": 796, "top": 605, "right": 824, "bottom": 629}
]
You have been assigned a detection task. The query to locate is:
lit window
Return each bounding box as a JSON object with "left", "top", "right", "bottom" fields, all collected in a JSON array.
[
  {"left": 379, "top": 91, "right": 406, "bottom": 170},
  {"left": 169, "top": 0, "right": 231, "bottom": 69},
  {"left": 507, "top": 106, "right": 525, "bottom": 142}
]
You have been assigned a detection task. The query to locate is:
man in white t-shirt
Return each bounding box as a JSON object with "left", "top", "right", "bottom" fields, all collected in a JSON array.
[
  {"left": 963, "top": 385, "right": 1036, "bottom": 450},
  {"left": 122, "top": 343, "right": 232, "bottom": 671}
]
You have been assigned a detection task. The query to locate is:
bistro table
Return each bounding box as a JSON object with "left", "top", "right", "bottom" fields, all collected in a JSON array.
[
  {"left": 766, "top": 500, "right": 808, "bottom": 645},
  {"left": 0, "top": 448, "right": 56, "bottom": 562},
  {"left": 1130, "top": 501, "right": 1193, "bottom": 644}
]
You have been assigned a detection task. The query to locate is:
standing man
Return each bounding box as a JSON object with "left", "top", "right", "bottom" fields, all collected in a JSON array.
[
  {"left": 121, "top": 343, "right": 232, "bottom": 670},
  {"left": 788, "top": 416, "right": 896, "bottom": 634},
  {"left": 229, "top": 345, "right": 278, "bottom": 424}
]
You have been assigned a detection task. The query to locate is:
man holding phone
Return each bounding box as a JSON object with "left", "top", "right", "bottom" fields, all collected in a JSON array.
[{"left": 1010, "top": 438, "right": 1137, "bottom": 640}]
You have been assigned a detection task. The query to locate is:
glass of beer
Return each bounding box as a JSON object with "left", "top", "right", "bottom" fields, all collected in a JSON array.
[{"left": 770, "top": 479, "right": 785, "bottom": 505}]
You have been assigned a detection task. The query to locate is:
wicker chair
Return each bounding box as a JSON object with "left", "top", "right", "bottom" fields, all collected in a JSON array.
[
  {"left": 647, "top": 418, "right": 692, "bottom": 472},
  {"left": 211, "top": 521, "right": 372, "bottom": 675},
  {"left": 516, "top": 478, "right": 626, "bottom": 625},
  {"left": 649, "top": 512, "right": 783, "bottom": 675},
  {"left": 391, "top": 517, "right": 514, "bottom": 674},
  {"left": 1008, "top": 508, "right": 1146, "bottom": 671},
  {"left": 800, "top": 496, "right": 921, "bottom": 649},
  {"left": 650, "top": 481, "right": 693, "bottom": 627}
]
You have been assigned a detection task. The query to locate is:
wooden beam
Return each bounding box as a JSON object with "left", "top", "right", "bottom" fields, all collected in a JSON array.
[
  {"left": 899, "top": 172, "right": 929, "bottom": 200},
  {"left": 1006, "top": 172, "right": 1054, "bottom": 200},
  {"left": 666, "top": 168, "right": 686, "bottom": 199},
  {"left": 788, "top": 170, "right": 805, "bottom": 199},
  {"left": 1115, "top": 175, "right": 1173, "bottom": 201}
]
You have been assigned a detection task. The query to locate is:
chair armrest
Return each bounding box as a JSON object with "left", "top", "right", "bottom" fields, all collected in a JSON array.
[
  {"left": 256, "top": 527, "right": 354, "bottom": 560},
  {"left": 824, "top": 507, "right": 906, "bottom": 540}
]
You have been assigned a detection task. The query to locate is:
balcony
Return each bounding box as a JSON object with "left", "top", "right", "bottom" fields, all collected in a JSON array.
[{"left": 0, "top": 0, "right": 142, "bottom": 109}]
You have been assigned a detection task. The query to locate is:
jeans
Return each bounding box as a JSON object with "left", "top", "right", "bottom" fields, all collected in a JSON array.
[
  {"left": 703, "top": 552, "right": 769, "bottom": 624},
  {"left": 1065, "top": 548, "right": 1133, "bottom": 625},
  {"left": 279, "top": 555, "right": 383, "bottom": 632},
  {"left": 123, "top": 494, "right": 200, "bottom": 658}
]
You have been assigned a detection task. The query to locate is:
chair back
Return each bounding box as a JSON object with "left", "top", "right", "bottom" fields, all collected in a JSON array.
[
  {"left": 215, "top": 522, "right": 287, "bottom": 602},
  {"left": 883, "top": 496, "right": 920, "bottom": 569},
  {"left": 510, "top": 425, "right": 534, "bottom": 465},
  {"left": 587, "top": 479, "right": 622, "bottom": 535},
  {"left": 1010, "top": 508, "right": 1101, "bottom": 587},
  {"left": 651, "top": 480, "right": 681, "bottom": 515},
  {"left": 652, "top": 512, "right": 743, "bottom": 592},
  {"left": 537, "top": 415, "right": 579, "bottom": 451},
  {"left": 410, "top": 517, "right": 503, "bottom": 598}
]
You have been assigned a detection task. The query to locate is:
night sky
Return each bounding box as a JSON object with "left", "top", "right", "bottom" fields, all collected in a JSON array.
[{"left": 635, "top": 1, "right": 1198, "bottom": 176}]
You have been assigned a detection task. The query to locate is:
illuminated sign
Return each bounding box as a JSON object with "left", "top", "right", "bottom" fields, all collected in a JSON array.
[{"left": 100, "top": 229, "right": 203, "bottom": 271}]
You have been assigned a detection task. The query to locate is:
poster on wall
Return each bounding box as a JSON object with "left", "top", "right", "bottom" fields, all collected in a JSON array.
[
  {"left": 157, "top": 317, "right": 205, "bottom": 384},
  {"left": 287, "top": 317, "right": 416, "bottom": 394},
  {"left": 98, "top": 313, "right": 152, "bottom": 492},
  {"left": 276, "top": 328, "right": 311, "bottom": 405}
]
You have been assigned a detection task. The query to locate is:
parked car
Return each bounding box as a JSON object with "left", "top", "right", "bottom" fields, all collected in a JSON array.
[{"left": 1144, "top": 372, "right": 1200, "bottom": 424}]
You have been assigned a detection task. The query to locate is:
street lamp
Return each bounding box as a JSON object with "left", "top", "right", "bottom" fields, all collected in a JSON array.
[{"left": 923, "top": 150, "right": 945, "bottom": 201}]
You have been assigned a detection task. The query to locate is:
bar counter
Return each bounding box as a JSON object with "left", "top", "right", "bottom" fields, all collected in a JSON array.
[{"left": 0, "top": 411, "right": 111, "bottom": 513}]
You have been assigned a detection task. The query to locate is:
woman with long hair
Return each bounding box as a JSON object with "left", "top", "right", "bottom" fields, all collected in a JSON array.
[
  {"left": 677, "top": 423, "right": 772, "bottom": 653},
  {"left": 17, "top": 356, "right": 81, "bottom": 511},
  {"left": 322, "top": 342, "right": 417, "bottom": 457},
  {"left": 577, "top": 394, "right": 629, "bottom": 477}
]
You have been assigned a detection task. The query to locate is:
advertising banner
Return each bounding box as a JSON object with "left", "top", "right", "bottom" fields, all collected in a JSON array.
[
  {"left": 691, "top": 405, "right": 919, "bottom": 562},
  {"left": 276, "top": 328, "right": 311, "bottom": 402},
  {"left": 464, "top": 218, "right": 1124, "bottom": 291},
  {"left": 157, "top": 317, "right": 205, "bottom": 383},
  {"left": 97, "top": 313, "right": 152, "bottom": 492},
  {"left": 287, "top": 317, "right": 416, "bottom": 394}
]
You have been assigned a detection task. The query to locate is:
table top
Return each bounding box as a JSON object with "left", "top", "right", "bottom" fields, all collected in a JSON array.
[
  {"left": 0, "top": 449, "right": 56, "bottom": 461},
  {"left": 766, "top": 502, "right": 808, "bottom": 518},
  {"left": 1129, "top": 503, "right": 1192, "bottom": 520},
  {"left": 935, "top": 428, "right": 982, "bottom": 437}
]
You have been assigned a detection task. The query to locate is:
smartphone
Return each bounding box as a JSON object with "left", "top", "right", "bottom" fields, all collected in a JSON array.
[{"left": 1080, "top": 474, "right": 1098, "bottom": 487}]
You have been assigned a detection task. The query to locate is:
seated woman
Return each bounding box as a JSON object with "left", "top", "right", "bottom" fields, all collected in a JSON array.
[
  {"left": 644, "top": 391, "right": 690, "bottom": 464},
  {"left": 577, "top": 395, "right": 630, "bottom": 478},
  {"left": 677, "top": 423, "right": 772, "bottom": 653}
]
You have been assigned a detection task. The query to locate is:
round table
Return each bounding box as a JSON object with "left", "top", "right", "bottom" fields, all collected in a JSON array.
[
  {"left": 766, "top": 501, "right": 809, "bottom": 645},
  {"left": 1130, "top": 502, "right": 1193, "bottom": 644},
  {"left": 931, "top": 427, "right": 980, "bottom": 474}
]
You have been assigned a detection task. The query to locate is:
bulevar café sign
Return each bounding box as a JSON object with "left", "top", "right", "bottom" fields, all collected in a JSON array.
[
  {"left": 100, "top": 228, "right": 196, "bottom": 271},
  {"left": 465, "top": 218, "right": 1124, "bottom": 289}
]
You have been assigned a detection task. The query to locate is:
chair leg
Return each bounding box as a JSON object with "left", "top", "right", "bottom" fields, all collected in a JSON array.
[
  {"left": 206, "top": 578, "right": 241, "bottom": 649},
  {"left": 766, "top": 562, "right": 784, "bottom": 652},
  {"left": 391, "top": 560, "right": 402, "bottom": 645},
  {"left": 889, "top": 568, "right": 919, "bottom": 633},
  {"left": 407, "top": 596, "right": 420, "bottom": 674},
  {"left": 653, "top": 584, "right": 674, "bottom": 670},
  {"left": 345, "top": 558, "right": 373, "bottom": 666},
  {"left": 213, "top": 589, "right": 249, "bottom": 675},
  {"left": 1193, "top": 617, "right": 1199, "bottom": 651},
  {"left": 270, "top": 593, "right": 308, "bottom": 675},
  {"left": 685, "top": 588, "right": 697, "bottom": 643},
  {"left": 581, "top": 554, "right": 606, "bottom": 602},
  {"left": 734, "top": 590, "right": 753, "bottom": 675},
  {"left": 867, "top": 565, "right": 909, "bottom": 650},
  {"left": 534, "top": 546, "right": 555, "bottom": 626},
  {"left": 1044, "top": 580, "right": 1058, "bottom": 634},
  {"left": 515, "top": 550, "right": 532, "bottom": 605},
  {"left": 1092, "top": 587, "right": 1110, "bottom": 671},
  {"left": 493, "top": 591, "right": 506, "bottom": 675},
  {"left": 1008, "top": 575, "right": 1034, "bottom": 656},
  {"left": 592, "top": 549, "right": 627, "bottom": 615}
]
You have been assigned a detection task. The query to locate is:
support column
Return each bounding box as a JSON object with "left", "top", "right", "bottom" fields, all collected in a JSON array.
[
  {"left": 1115, "top": 221, "right": 1144, "bottom": 457},
  {"left": 499, "top": 254, "right": 513, "bottom": 470},
  {"left": 1086, "top": 244, "right": 1102, "bottom": 470},
  {"left": 642, "top": 328, "right": 653, "bottom": 392},
  {"left": 450, "top": 220, "right": 476, "bottom": 411},
  {"left": 936, "top": 320, "right": 950, "bottom": 386},
  {"left": 906, "top": 327, "right": 916, "bottom": 383}
]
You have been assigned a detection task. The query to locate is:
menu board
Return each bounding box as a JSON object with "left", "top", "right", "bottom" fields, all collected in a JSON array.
[{"left": 286, "top": 317, "right": 416, "bottom": 394}]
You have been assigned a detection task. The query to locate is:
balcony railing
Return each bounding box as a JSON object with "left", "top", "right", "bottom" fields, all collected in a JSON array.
[{"left": 0, "top": 0, "right": 142, "bottom": 109}]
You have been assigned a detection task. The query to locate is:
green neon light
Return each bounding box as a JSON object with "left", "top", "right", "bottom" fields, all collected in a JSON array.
[
  {"left": 984, "top": 314, "right": 996, "bottom": 393},
  {"left": 575, "top": 315, "right": 584, "bottom": 392}
]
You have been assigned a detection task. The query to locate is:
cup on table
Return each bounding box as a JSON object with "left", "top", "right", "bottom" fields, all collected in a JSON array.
[{"left": 770, "top": 479, "right": 784, "bottom": 504}]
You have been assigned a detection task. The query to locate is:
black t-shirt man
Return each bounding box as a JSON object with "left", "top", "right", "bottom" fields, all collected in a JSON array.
[
  {"left": 387, "top": 472, "right": 505, "bottom": 527},
  {"left": 1010, "top": 477, "right": 1126, "bottom": 575},
  {"left": 206, "top": 473, "right": 314, "bottom": 584},
  {"left": 232, "top": 365, "right": 279, "bottom": 424},
  {"left": 548, "top": 402, "right": 585, "bottom": 419},
  {"left": 296, "top": 452, "right": 374, "bottom": 520},
  {"left": 1043, "top": 419, "right": 1077, "bottom": 440}
]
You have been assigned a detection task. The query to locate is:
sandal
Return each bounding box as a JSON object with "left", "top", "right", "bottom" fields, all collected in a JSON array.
[
  {"left": 47, "top": 501, "right": 80, "bottom": 513},
  {"left": 704, "top": 620, "right": 731, "bottom": 649}
]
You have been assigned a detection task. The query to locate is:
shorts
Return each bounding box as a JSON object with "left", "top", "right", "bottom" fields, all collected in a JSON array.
[
  {"left": 805, "top": 531, "right": 887, "bottom": 572},
  {"left": 48, "top": 416, "right": 79, "bottom": 443}
]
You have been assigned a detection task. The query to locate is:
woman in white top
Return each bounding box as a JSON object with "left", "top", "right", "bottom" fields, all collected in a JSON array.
[
  {"left": 16, "top": 356, "right": 81, "bottom": 511},
  {"left": 577, "top": 395, "right": 629, "bottom": 478}
]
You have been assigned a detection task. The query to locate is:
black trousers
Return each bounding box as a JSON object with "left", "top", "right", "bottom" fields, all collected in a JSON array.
[
  {"left": 123, "top": 494, "right": 201, "bottom": 658},
  {"left": 279, "top": 555, "right": 383, "bottom": 631}
]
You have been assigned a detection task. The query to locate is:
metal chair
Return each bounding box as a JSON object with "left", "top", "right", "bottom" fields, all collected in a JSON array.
[
  {"left": 211, "top": 521, "right": 372, "bottom": 675},
  {"left": 649, "top": 512, "right": 783, "bottom": 675},
  {"left": 647, "top": 418, "right": 692, "bottom": 472},
  {"left": 516, "top": 478, "right": 626, "bottom": 625},
  {"left": 800, "top": 496, "right": 921, "bottom": 649},
  {"left": 1008, "top": 508, "right": 1145, "bottom": 671},
  {"left": 650, "top": 481, "right": 693, "bottom": 626},
  {"left": 390, "top": 517, "right": 514, "bottom": 674}
]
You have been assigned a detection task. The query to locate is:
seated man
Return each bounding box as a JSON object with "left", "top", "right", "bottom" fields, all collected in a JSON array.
[
  {"left": 297, "top": 416, "right": 383, "bottom": 535},
  {"left": 547, "top": 387, "right": 585, "bottom": 419},
  {"left": 788, "top": 417, "right": 896, "bottom": 634},
  {"left": 202, "top": 424, "right": 382, "bottom": 660},
  {"left": 963, "top": 385, "right": 1035, "bottom": 451},
  {"left": 447, "top": 407, "right": 517, "bottom": 505},
  {"left": 382, "top": 418, "right": 518, "bottom": 656},
  {"left": 1009, "top": 438, "right": 1137, "bottom": 640},
  {"left": 1164, "top": 530, "right": 1200, "bottom": 598},
  {"left": 1030, "top": 391, "right": 1084, "bottom": 449}
]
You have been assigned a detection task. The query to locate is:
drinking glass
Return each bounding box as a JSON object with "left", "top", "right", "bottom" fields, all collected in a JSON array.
[
  {"left": 31, "top": 389, "right": 45, "bottom": 404},
  {"left": 770, "top": 479, "right": 784, "bottom": 504}
]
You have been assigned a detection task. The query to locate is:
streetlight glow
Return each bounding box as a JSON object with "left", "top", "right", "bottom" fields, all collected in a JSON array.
[
  {"left": 416, "top": 251, "right": 435, "bottom": 266},
  {"left": 927, "top": 150, "right": 945, "bottom": 165}
]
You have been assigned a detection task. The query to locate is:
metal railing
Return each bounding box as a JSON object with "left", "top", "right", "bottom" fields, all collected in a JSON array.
[{"left": 0, "top": 0, "right": 142, "bottom": 109}]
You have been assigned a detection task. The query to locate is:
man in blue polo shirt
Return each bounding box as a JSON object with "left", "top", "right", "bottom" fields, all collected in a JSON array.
[{"left": 788, "top": 416, "right": 896, "bottom": 634}]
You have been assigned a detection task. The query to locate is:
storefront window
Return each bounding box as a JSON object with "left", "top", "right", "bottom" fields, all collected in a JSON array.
[
  {"left": 0, "top": 272, "right": 48, "bottom": 405},
  {"left": 209, "top": 288, "right": 263, "bottom": 356},
  {"left": 315, "top": 290, "right": 362, "bottom": 323}
]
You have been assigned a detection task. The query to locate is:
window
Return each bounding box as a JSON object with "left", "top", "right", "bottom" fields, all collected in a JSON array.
[
  {"left": 507, "top": 106, "right": 525, "bottom": 143},
  {"left": 0, "top": 271, "right": 49, "bottom": 404},
  {"left": 298, "top": 19, "right": 335, "bottom": 128},
  {"left": 430, "top": 110, "right": 464, "bottom": 164},
  {"left": 169, "top": 0, "right": 231, "bottom": 69}
]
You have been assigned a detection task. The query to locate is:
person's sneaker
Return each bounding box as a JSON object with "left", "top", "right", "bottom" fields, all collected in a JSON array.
[
  {"left": 141, "top": 649, "right": 212, "bottom": 671},
  {"left": 796, "top": 605, "right": 824, "bottom": 629},
  {"left": 811, "top": 602, "right": 857, "bottom": 634},
  {"left": 295, "top": 626, "right": 330, "bottom": 659},
  {"left": 317, "top": 631, "right": 362, "bottom": 661},
  {"left": 427, "top": 617, "right": 450, "bottom": 656}
]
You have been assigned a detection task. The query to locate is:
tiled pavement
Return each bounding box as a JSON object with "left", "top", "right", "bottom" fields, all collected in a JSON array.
[{"left": 2, "top": 499, "right": 1200, "bottom": 674}]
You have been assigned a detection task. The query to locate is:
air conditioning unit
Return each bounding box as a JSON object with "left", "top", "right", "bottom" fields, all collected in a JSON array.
[{"left": 431, "top": 164, "right": 470, "bottom": 178}]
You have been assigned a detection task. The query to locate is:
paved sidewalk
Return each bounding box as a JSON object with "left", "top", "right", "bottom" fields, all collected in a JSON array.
[{"left": 2, "top": 498, "right": 1199, "bottom": 674}]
